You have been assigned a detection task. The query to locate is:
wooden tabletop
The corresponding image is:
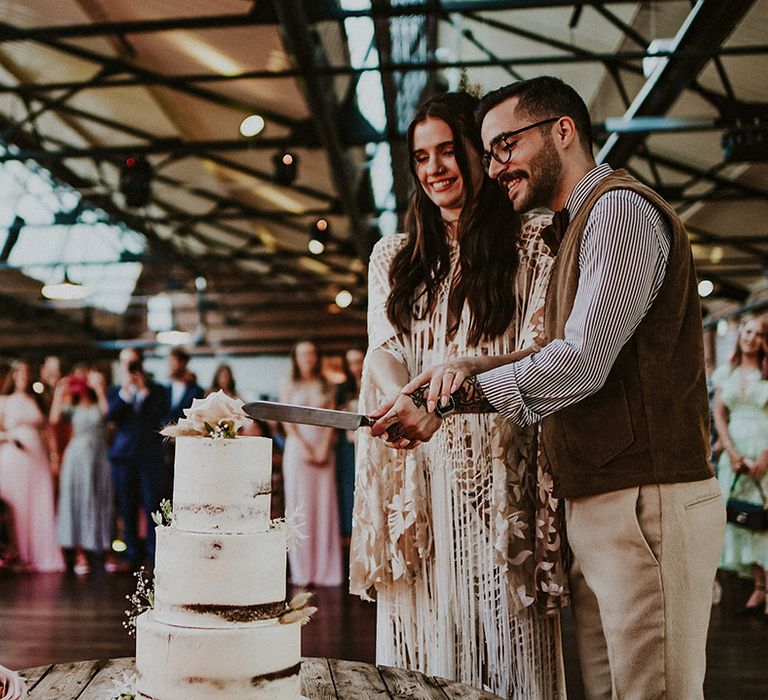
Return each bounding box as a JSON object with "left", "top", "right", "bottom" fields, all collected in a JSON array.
[{"left": 20, "top": 657, "right": 503, "bottom": 699}]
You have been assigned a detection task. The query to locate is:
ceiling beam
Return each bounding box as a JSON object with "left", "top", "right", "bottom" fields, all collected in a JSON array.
[
  {"left": 597, "top": 0, "right": 758, "bottom": 167},
  {"left": 0, "top": 1, "right": 685, "bottom": 41},
  {"left": 4, "top": 44, "right": 766, "bottom": 94},
  {"left": 0, "top": 22, "right": 298, "bottom": 129}
]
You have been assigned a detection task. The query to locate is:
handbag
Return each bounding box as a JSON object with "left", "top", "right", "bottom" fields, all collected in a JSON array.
[{"left": 725, "top": 473, "right": 768, "bottom": 531}]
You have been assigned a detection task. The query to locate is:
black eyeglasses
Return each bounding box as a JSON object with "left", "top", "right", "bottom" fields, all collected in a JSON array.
[{"left": 481, "top": 117, "right": 561, "bottom": 170}]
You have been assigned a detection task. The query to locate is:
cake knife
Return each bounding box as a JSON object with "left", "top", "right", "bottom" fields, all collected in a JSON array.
[{"left": 243, "top": 400, "right": 375, "bottom": 430}]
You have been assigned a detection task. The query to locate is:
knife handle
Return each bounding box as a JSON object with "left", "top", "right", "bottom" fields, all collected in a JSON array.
[{"left": 361, "top": 416, "right": 376, "bottom": 428}]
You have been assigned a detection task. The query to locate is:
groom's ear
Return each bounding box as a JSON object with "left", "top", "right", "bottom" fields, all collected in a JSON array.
[{"left": 552, "top": 116, "right": 579, "bottom": 151}]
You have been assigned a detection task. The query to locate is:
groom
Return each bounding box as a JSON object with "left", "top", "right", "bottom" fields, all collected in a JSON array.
[{"left": 372, "top": 76, "right": 725, "bottom": 699}]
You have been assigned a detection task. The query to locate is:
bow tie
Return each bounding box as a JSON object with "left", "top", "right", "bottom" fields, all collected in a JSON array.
[{"left": 540, "top": 208, "right": 570, "bottom": 256}]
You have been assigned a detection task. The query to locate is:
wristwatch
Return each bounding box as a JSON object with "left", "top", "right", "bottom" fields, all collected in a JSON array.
[{"left": 435, "top": 394, "right": 456, "bottom": 419}]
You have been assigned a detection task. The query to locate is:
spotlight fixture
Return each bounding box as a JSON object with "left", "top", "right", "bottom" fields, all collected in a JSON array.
[
  {"left": 272, "top": 151, "right": 297, "bottom": 185},
  {"left": 722, "top": 118, "right": 768, "bottom": 163},
  {"left": 239, "top": 114, "right": 265, "bottom": 137},
  {"left": 120, "top": 156, "right": 152, "bottom": 207},
  {"left": 308, "top": 218, "right": 329, "bottom": 254}
]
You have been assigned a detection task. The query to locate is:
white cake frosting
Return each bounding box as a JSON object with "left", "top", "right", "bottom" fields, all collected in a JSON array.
[
  {"left": 172, "top": 436, "right": 272, "bottom": 533},
  {"left": 136, "top": 611, "right": 301, "bottom": 700},
  {"left": 135, "top": 430, "right": 304, "bottom": 699},
  {"left": 153, "top": 524, "right": 287, "bottom": 628}
]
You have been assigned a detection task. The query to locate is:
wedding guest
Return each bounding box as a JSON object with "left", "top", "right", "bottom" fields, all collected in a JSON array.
[
  {"left": 165, "top": 347, "right": 204, "bottom": 425},
  {"left": 107, "top": 348, "right": 169, "bottom": 567},
  {"left": 352, "top": 92, "right": 564, "bottom": 697},
  {"left": 50, "top": 366, "right": 113, "bottom": 575},
  {"left": 335, "top": 347, "right": 364, "bottom": 539},
  {"left": 0, "top": 663, "right": 26, "bottom": 700},
  {"left": 712, "top": 316, "right": 768, "bottom": 614},
  {"left": 280, "top": 340, "right": 342, "bottom": 587},
  {"left": 207, "top": 363, "right": 241, "bottom": 400},
  {"left": 0, "top": 359, "right": 64, "bottom": 572}
]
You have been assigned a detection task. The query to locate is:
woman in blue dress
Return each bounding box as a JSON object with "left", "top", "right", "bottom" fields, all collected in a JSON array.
[{"left": 50, "top": 366, "right": 113, "bottom": 574}]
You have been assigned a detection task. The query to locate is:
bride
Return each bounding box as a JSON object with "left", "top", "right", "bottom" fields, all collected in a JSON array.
[{"left": 350, "top": 91, "right": 568, "bottom": 698}]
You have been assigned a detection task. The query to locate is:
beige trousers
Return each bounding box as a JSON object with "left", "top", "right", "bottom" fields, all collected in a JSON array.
[{"left": 566, "top": 477, "right": 725, "bottom": 700}]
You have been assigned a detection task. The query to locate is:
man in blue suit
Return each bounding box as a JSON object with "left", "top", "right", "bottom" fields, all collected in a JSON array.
[
  {"left": 165, "top": 347, "right": 205, "bottom": 425},
  {"left": 163, "top": 347, "right": 204, "bottom": 497},
  {"left": 108, "top": 348, "right": 169, "bottom": 567}
]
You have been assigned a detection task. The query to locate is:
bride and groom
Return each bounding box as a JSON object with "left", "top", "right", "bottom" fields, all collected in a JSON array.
[{"left": 354, "top": 76, "right": 725, "bottom": 699}]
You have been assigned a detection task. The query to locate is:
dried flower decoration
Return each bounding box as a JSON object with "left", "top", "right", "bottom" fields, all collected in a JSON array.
[
  {"left": 161, "top": 390, "right": 249, "bottom": 439},
  {"left": 272, "top": 505, "right": 306, "bottom": 552},
  {"left": 279, "top": 591, "right": 317, "bottom": 626},
  {"left": 110, "top": 669, "right": 138, "bottom": 700},
  {"left": 123, "top": 566, "right": 154, "bottom": 637},
  {"left": 151, "top": 498, "right": 174, "bottom": 527}
]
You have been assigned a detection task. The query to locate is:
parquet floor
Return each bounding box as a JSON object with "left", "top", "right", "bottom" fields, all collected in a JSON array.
[{"left": 0, "top": 568, "right": 765, "bottom": 698}]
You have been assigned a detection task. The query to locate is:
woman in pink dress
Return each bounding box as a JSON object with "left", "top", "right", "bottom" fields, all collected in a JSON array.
[
  {"left": 280, "top": 340, "right": 343, "bottom": 587},
  {"left": 0, "top": 360, "right": 64, "bottom": 572}
]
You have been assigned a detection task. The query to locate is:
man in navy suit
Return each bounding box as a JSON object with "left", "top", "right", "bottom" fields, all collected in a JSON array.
[
  {"left": 163, "top": 347, "right": 204, "bottom": 497},
  {"left": 107, "top": 348, "right": 169, "bottom": 567}
]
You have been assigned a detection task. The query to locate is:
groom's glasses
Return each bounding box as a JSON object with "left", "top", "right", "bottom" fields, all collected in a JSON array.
[{"left": 482, "top": 117, "right": 562, "bottom": 171}]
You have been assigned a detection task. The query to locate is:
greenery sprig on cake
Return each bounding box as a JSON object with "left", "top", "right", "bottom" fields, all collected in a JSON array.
[
  {"left": 161, "top": 390, "right": 249, "bottom": 439},
  {"left": 151, "top": 498, "right": 174, "bottom": 527}
]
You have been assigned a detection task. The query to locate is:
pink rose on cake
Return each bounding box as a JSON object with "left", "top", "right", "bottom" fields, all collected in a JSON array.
[{"left": 161, "top": 389, "right": 249, "bottom": 439}]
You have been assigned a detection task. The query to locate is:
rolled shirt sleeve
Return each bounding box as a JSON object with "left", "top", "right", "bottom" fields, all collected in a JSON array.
[{"left": 478, "top": 189, "right": 670, "bottom": 426}]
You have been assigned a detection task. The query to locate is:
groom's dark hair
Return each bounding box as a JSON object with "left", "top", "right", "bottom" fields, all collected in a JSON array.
[{"left": 476, "top": 76, "right": 593, "bottom": 154}]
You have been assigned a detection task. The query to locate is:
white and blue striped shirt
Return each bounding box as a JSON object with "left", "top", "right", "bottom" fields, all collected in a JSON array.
[{"left": 478, "top": 164, "right": 671, "bottom": 426}]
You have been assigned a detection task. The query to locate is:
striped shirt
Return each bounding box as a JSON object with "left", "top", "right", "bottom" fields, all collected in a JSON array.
[{"left": 478, "top": 164, "right": 671, "bottom": 425}]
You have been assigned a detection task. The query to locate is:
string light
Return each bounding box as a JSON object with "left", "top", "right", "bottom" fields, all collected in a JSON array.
[{"left": 239, "top": 115, "right": 265, "bottom": 137}]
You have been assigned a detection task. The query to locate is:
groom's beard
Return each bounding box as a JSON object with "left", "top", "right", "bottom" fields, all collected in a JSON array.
[{"left": 499, "top": 136, "right": 563, "bottom": 213}]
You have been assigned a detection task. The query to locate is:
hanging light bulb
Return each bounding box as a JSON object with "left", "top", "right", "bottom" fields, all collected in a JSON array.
[{"left": 42, "top": 269, "right": 89, "bottom": 301}]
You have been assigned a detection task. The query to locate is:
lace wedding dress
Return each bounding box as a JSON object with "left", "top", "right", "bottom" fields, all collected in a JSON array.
[{"left": 350, "top": 214, "right": 568, "bottom": 699}]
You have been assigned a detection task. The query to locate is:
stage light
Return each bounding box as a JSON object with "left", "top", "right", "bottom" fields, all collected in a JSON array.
[
  {"left": 273, "top": 151, "right": 297, "bottom": 185},
  {"left": 120, "top": 156, "right": 152, "bottom": 207},
  {"left": 32, "top": 381, "right": 45, "bottom": 395},
  {"left": 697, "top": 279, "right": 714, "bottom": 297},
  {"left": 239, "top": 115, "right": 265, "bottom": 137}
]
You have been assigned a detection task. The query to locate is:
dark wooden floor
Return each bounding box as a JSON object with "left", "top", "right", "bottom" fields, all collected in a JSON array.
[{"left": 0, "top": 568, "right": 765, "bottom": 698}]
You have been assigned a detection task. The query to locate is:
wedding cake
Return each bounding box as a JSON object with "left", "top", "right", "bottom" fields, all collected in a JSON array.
[{"left": 133, "top": 392, "right": 313, "bottom": 700}]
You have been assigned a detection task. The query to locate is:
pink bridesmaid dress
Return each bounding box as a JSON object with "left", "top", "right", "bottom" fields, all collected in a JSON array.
[
  {"left": 0, "top": 394, "right": 65, "bottom": 572},
  {"left": 281, "top": 380, "right": 343, "bottom": 587}
]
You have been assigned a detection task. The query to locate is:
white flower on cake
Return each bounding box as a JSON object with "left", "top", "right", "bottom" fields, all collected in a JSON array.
[{"left": 161, "top": 390, "right": 249, "bottom": 439}]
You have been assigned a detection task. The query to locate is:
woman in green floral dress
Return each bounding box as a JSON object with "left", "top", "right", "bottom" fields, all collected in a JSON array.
[{"left": 712, "top": 315, "right": 768, "bottom": 614}]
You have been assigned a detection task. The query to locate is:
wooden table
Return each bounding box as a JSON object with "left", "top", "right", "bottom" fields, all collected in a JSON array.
[{"left": 21, "top": 657, "right": 503, "bottom": 699}]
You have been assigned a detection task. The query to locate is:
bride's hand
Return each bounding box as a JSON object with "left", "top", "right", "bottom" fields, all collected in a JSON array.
[{"left": 400, "top": 357, "right": 491, "bottom": 413}]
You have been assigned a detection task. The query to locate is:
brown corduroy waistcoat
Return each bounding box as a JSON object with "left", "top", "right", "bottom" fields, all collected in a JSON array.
[{"left": 541, "top": 170, "right": 713, "bottom": 499}]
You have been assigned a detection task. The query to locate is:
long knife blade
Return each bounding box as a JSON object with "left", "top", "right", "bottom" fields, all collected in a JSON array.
[{"left": 243, "top": 400, "right": 375, "bottom": 430}]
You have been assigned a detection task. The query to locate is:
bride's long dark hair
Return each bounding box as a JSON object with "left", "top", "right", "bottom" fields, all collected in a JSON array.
[{"left": 386, "top": 91, "right": 521, "bottom": 346}]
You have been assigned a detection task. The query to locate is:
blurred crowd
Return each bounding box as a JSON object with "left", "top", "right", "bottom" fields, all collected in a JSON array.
[{"left": 0, "top": 342, "right": 363, "bottom": 581}]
